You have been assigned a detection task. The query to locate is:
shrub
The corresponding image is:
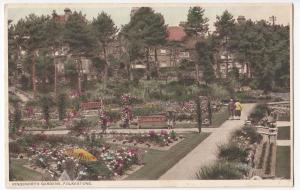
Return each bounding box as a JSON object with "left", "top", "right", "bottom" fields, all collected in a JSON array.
[
  {"left": 57, "top": 93, "right": 68, "bottom": 120},
  {"left": 81, "top": 160, "right": 113, "bottom": 180},
  {"left": 133, "top": 105, "right": 163, "bottom": 116},
  {"left": 196, "top": 162, "right": 249, "bottom": 180},
  {"left": 233, "top": 126, "right": 262, "bottom": 144},
  {"left": 249, "top": 104, "right": 270, "bottom": 124},
  {"left": 71, "top": 118, "right": 92, "bottom": 134},
  {"left": 9, "top": 142, "right": 22, "bottom": 154},
  {"left": 218, "top": 144, "right": 248, "bottom": 163}
]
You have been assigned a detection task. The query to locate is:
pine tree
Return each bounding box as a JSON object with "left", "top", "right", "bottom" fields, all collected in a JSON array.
[
  {"left": 92, "top": 12, "right": 118, "bottom": 83},
  {"left": 64, "top": 11, "right": 95, "bottom": 93},
  {"left": 122, "top": 7, "right": 168, "bottom": 80},
  {"left": 214, "top": 10, "right": 235, "bottom": 78}
]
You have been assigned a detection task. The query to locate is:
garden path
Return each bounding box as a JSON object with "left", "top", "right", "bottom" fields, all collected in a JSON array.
[{"left": 159, "top": 103, "right": 256, "bottom": 180}]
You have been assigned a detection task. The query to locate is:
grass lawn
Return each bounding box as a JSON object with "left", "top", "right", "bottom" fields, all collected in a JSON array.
[
  {"left": 275, "top": 146, "right": 291, "bottom": 179},
  {"left": 125, "top": 132, "right": 210, "bottom": 180},
  {"left": 10, "top": 159, "right": 43, "bottom": 181},
  {"left": 277, "top": 126, "right": 290, "bottom": 140},
  {"left": 211, "top": 107, "right": 229, "bottom": 127}
]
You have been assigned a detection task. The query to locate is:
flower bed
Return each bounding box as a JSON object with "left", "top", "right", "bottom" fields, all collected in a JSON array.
[
  {"left": 105, "top": 130, "right": 185, "bottom": 150},
  {"left": 10, "top": 134, "right": 144, "bottom": 181}
]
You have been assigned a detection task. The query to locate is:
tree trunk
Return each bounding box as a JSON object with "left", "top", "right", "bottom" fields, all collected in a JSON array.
[
  {"left": 225, "top": 36, "right": 229, "bottom": 78},
  {"left": 54, "top": 55, "right": 57, "bottom": 94},
  {"left": 195, "top": 64, "right": 200, "bottom": 85},
  {"left": 32, "top": 52, "right": 37, "bottom": 96},
  {"left": 103, "top": 45, "right": 109, "bottom": 82},
  {"left": 154, "top": 48, "right": 160, "bottom": 79},
  {"left": 146, "top": 47, "right": 150, "bottom": 80},
  {"left": 195, "top": 96, "right": 202, "bottom": 133},
  {"left": 77, "top": 58, "right": 82, "bottom": 93}
]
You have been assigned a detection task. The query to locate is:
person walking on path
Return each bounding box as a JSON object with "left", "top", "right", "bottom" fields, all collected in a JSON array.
[
  {"left": 228, "top": 99, "right": 236, "bottom": 120},
  {"left": 234, "top": 99, "right": 243, "bottom": 120}
]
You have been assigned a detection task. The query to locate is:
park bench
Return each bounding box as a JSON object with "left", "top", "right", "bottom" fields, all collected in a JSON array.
[
  {"left": 132, "top": 115, "right": 167, "bottom": 128},
  {"left": 80, "top": 101, "right": 102, "bottom": 110}
]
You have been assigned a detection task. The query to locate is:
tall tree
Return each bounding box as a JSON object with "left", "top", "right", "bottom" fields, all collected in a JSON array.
[
  {"left": 185, "top": 6, "right": 209, "bottom": 83},
  {"left": 122, "top": 7, "right": 168, "bottom": 80},
  {"left": 64, "top": 11, "right": 95, "bottom": 93},
  {"left": 92, "top": 12, "right": 118, "bottom": 83},
  {"left": 196, "top": 39, "right": 215, "bottom": 85},
  {"left": 185, "top": 6, "right": 209, "bottom": 36},
  {"left": 214, "top": 10, "right": 235, "bottom": 78},
  {"left": 14, "top": 14, "right": 50, "bottom": 96},
  {"left": 45, "top": 12, "right": 64, "bottom": 94}
]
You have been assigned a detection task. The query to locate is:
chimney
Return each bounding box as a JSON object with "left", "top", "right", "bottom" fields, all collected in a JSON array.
[
  {"left": 237, "top": 16, "right": 246, "bottom": 24},
  {"left": 64, "top": 8, "right": 72, "bottom": 21}
]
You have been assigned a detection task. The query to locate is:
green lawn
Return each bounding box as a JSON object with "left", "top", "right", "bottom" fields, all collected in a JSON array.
[
  {"left": 277, "top": 126, "right": 290, "bottom": 140},
  {"left": 125, "top": 132, "right": 210, "bottom": 180},
  {"left": 275, "top": 146, "right": 291, "bottom": 179},
  {"left": 10, "top": 159, "right": 43, "bottom": 181},
  {"left": 211, "top": 107, "right": 229, "bottom": 127}
]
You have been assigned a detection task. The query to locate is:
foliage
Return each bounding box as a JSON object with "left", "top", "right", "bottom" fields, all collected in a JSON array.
[
  {"left": 92, "top": 11, "right": 118, "bottom": 81},
  {"left": 81, "top": 160, "right": 113, "bottom": 180},
  {"left": 218, "top": 143, "right": 248, "bottom": 163},
  {"left": 185, "top": 6, "right": 209, "bottom": 36},
  {"left": 233, "top": 126, "right": 263, "bottom": 144},
  {"left": 196, "top": 162, "right": 249, "bottom": 179},
  {"left": 195, "top": 97, "right": 202, "bottom": 133},
  {"left": 57, "top": 92, "right": 68, "bottom": 120},
  {"left": 122, "top": 7, "right": 168, "bottom": 79},
  {"left": 39, "top": 95, "right": 54, "bottom": 125},
  {"left": 70, "top": 118, "right": 92, "bottom": 135},
  {"left": 249, "top": 104, "right": 270, "bottom": 124}
]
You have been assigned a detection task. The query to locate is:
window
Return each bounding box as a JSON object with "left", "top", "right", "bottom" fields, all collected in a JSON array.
[
  {"left": 179, "top": 51, "right": 189, "bottom": 58},
  {"left": 160, "top": 49, "right": 166, "bottom": 54}
]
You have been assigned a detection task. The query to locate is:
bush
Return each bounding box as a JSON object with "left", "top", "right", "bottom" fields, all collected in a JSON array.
[
  {"left": 133, "top": 105, "right": 163, "bottom": 116},
  {"left": 233, "top": 126, "right": 262, "bottom": 144},
  {"left": 9, "top": 142, "right": 22, "bottom": 154},
  {"left": 80, "top": 160, "right": 113, "bottom": 180},
  {"left": 218, "top": 144, "right": 248, "bottom": 163},
  {"left": 249, "top": 104, "right": 270, "bottom": 124},
  {"left": 196, "top": 162, "right": 249, "bottom": 180}
]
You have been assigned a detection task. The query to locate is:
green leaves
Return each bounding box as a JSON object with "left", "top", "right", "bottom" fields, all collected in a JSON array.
[
  {"left": 64, "top": 11, "right": 95, "bottom": 56},
  {"left": 186, "top": 6, "right": 209, "bottom": 36}
]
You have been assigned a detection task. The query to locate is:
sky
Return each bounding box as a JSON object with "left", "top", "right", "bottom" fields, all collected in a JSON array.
[{"left": 6, "top": 3, "right": 292, "bottom": 31}]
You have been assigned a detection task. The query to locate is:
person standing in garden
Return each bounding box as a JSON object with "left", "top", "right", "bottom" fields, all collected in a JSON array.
[
  {"left": 228, "top": 99, "right": 236, "bottom": 120},
  {"left": 234, "top": 99, "right": 243, "bottom": 120}
]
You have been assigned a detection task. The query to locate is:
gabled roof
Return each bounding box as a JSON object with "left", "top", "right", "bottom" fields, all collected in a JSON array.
[{"left": 167, "top": 26, "right": 187, "bottom": 42}]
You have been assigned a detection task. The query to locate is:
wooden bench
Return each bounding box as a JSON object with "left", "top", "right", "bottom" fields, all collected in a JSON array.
[
  {"left": 137, "top": 115, "right": 167, "bottom": 124},
  {"left": 80, "top": 102, "right": 102, "bottom": 110}
]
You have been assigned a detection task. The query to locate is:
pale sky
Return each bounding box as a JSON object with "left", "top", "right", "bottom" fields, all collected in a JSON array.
[{"left": 7, "top": 3, "right": 292, "bottom": 31}]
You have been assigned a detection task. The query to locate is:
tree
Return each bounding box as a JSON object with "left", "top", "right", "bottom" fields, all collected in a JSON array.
[
  {"left": 214, "top": 10, "right": 235, "bottom": 78},
  {"left": 92, "top": 12, "right": 118, "bottom": 83},
  {"left": 64, "top": 11, "right": 95, "bottom": 93},
  {"left": 185, "top": 6, "right": 209, "bottom": 83},
  {"left": 195, "top": 96, "right": 202, "bottom": 133},
  {"left": 45, "top": 12, "right": 64, "bottom": 94},
  {"left": 122, "top": 7, "right": 168, "bottom": 80},
  {"left": 35, "top": 51, "right": 54, "bottom": 90},
  {"left": 39, "top": 95, "right": 53, "bottom": 127},
  {"left": 185, "top": 6, "right": 209, "bottom": 36},
  {"left": 195, "top": 40, "right": 215, "bottom": 85},
  {"left": 14, "top": 14, "right": 51, "bottom": 96},
  {"left": 57, "top": 92, "right": 68, "bottom": 120}
]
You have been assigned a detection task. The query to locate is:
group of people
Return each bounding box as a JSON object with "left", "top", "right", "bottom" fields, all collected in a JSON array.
[{"left": 228, "top": 99, "right": 243, "bottom": 120}]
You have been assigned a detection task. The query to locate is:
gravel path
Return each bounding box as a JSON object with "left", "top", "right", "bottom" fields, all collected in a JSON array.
[{"left": 159, "top": 103, "right": 256, "bottom": 180}]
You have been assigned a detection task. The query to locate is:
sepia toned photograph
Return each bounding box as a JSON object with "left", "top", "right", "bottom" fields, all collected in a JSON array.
[{"left": 5, "top": 2, "right": 293, "bottom": 188}]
